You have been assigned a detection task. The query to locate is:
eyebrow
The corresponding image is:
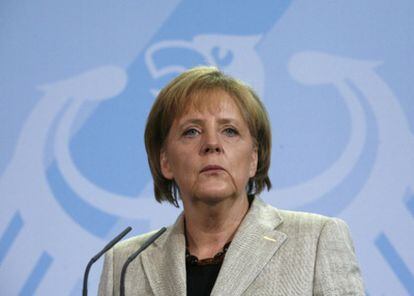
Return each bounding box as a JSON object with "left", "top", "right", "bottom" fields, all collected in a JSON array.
[{"left": 178, "top": 118, "right": 240, "bottom": 129}]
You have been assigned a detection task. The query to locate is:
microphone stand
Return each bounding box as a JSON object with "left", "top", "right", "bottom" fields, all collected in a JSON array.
[
  {"left": 120, "top": 227, "right": 167, "bottom": 296},
  {"left": 83, "top": 226, "right": 132, "bottom": 296}
]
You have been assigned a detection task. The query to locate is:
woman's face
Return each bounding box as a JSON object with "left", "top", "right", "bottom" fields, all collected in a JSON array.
[{"left": 160, "top": 90, "right": 258, "bottom": 205}]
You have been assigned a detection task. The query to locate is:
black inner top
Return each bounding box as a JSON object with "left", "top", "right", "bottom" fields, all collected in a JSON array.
[
  {"left": 186, "top": 260, "right": 223, "bottom": 296},
  {"left": 185, "top": 195, "right": 254, "bottom": 295},
  {"left": 185, "top": 242, "right": 230, "bottom": 296}
]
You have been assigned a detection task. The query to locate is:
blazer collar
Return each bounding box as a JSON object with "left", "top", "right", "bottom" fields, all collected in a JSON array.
[
  {"left": 141, "top": 214, "right": 187, "bottom": 296},
  {"left": 211, "top": 197, "right": 287, "bottom": 296},
  {"left": 141, "top": 197, "right": 287, "bottom": 296}
]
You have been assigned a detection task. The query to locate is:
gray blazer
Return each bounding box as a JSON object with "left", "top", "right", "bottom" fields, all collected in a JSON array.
[{"left": 98, "top": 197, "right": 365, "bottom": 295}]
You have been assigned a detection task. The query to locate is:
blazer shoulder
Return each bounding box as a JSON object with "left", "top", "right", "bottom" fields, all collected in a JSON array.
[
  {"left": 277, "top": 208, "right": 333, "bottom": 222},
  {"left": 276, "top": 208, "right": 348, "bottom": 236},
  {"left": 261, "top": 207, "right": 364, "bottom": 293},
  {"left": 113, "top": 229, "right": 164, "bottom": 258},
  {"left": 99, "top": 229, "right": 166, "bottom": 295}
]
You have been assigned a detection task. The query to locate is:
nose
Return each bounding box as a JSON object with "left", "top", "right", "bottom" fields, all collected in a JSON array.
[
  {"left": 202, "top": 143, "right": 222, "bottom": 154},
  {"left": 201, "top": 131, "right": 223, "bottom": 154}
]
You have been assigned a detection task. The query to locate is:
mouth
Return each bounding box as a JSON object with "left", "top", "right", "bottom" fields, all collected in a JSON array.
[{"left": 200, "top": 165, "right": 225, "bottom": 173}]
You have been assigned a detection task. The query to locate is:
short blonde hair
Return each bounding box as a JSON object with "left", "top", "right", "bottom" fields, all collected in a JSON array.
[{"left": 144, "top": 66, "right": 272, "bottom": 206}]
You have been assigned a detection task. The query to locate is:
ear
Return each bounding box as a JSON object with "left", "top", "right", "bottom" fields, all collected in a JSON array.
[
  {"left": 249, "top": 146, "right": 258, "bottom": 178},
  {"left": 160, "top": 150, "right": 174, "bottom": 180}
]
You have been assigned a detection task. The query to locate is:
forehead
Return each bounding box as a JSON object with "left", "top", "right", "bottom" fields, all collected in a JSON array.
[{"left": 179, "top": 89, "right": 243, "bottom": 119}]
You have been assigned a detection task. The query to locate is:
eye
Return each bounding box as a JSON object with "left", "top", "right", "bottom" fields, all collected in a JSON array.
[
  {"left": 223, "top": 127, "right": 239, "bottom": 137},
  {"left": 182, "top": 128, "right": 200, "bottom": 138}
]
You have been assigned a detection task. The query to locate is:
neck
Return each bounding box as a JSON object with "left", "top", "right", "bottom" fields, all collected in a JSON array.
[{"left": 183, "top": 194, "right": 250, "bottom": 260}]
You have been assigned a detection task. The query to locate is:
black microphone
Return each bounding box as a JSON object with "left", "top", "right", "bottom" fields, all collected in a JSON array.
[
  {"left": 120, "top": 227, "right": 167, "bottom": 296},
  {"left": 83, "top": 226, "right": 132, "bottom": 296}
]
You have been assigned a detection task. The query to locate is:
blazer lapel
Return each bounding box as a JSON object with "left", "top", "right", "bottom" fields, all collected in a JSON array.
[
  {"left": 211, "top": 197, "right": 287, "bottom": 296},
  {"left": 141, "top": 215, "right": 187, "bottom": 296}
]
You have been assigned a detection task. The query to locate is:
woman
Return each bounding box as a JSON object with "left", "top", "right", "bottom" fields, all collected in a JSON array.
[{"left": 99, "top": 66, "right": 364, "bottom": 295}]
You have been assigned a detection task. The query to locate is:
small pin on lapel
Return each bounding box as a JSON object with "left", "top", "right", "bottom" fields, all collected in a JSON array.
[{"left": 263, "top": 236, "right": 277, "bottom": 242}]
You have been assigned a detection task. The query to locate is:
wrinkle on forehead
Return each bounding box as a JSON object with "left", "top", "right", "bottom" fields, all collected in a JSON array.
[{"left": 179, "top": 89, "right": 241, "bottom": 119}]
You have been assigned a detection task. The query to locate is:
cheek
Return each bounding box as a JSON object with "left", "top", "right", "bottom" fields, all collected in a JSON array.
[
  {"left": 169, "top": 151, "right": 197, "bottom": 178},
  {"left": 230, "top": 148, "right": 256, "bottom": 181}
]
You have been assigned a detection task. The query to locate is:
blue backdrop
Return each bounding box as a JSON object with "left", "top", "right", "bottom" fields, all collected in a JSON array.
[{"left": 1, "top": 0, "right": 413, "bottom": 295}]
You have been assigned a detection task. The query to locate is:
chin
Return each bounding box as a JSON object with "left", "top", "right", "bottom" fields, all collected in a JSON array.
[{"left": 193, "top": 186, "right": 237, "bottom": 204}]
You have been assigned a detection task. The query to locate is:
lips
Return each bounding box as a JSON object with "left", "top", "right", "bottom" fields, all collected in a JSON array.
[{"left": 200, "top": 165, "right": 225, "bottom": 173}]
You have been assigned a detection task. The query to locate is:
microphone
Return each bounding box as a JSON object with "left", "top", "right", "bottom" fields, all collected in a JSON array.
[
  {"left": 83, "top": 226, "right": 132, "bottom": 296},
  {"left": 120, "top": 227, "right": 167, "bottom": 296}
]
